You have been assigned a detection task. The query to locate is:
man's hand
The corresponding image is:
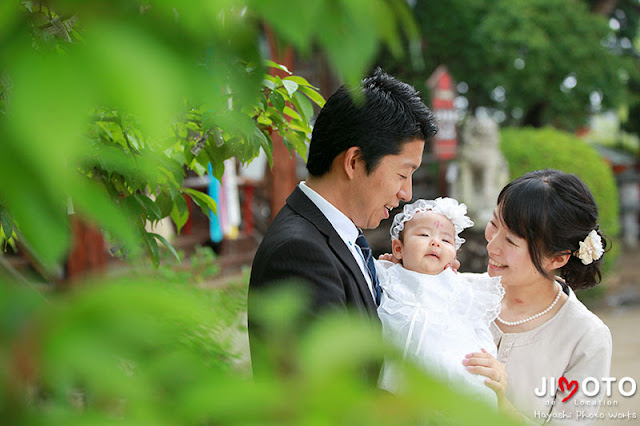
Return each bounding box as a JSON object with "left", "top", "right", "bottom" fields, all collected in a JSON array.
[{"left": 377, "top": 253, "right": 400, "bottom": 263}]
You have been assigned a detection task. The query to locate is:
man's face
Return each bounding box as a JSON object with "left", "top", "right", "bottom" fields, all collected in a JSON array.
[
  {"left": 392, "top": 211, "right": 457, "bottom": 274},
  {"left": 352, "top": 138, "right": 424, "bottom": 229}
]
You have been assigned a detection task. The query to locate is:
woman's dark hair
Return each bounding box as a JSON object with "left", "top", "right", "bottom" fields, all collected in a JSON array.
[
  {"left": 497, "top": 169, "right": 608, "bottom": 290},
  {"left": 306, "top": 68, "right": 437, "bottom": 177}
]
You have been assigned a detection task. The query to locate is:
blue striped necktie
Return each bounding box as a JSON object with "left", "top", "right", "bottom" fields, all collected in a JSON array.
[{"left": 356, "top": 229, "right": 382, "bottom": 306}]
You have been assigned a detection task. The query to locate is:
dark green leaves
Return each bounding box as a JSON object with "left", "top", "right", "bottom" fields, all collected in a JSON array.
[{"left": 398, "top": 0, "right": 637, "bottom": 130}]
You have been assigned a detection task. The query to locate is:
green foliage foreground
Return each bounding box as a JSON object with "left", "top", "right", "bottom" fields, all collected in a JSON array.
[
  {"left": 0, "top": 0, "right": 419, "bottom": 271},
  {"left": 0, "top": 278, "right": 516, "bottom": 425}
]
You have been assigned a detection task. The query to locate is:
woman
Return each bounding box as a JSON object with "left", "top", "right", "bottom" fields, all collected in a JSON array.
[{"left": 464, "top": 169, "right": 612, "bottom": 424}]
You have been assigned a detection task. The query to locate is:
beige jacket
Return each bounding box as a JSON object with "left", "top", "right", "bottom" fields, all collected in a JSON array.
[{"left": 491, "top": 288, "right": 612, "bottom": 425}]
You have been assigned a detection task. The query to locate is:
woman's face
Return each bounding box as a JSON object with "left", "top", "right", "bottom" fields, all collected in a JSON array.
[{"left": 484, "top": 206, "right": 545, "bottom": 287}]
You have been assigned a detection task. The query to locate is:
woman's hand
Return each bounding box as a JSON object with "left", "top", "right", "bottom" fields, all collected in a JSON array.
[
  {"left": 463, "top": 348, "right": 507, "bottom": 400},
  {"left": 463, "top": 349, "right": 523, "bottom": 420},
  {"left": 446, "top": 258, "right": 461, "bottom": 272}
]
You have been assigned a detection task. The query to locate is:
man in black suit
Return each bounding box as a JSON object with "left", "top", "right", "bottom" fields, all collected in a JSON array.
[{"left": 248, "top": 69, "right": 438, "bottom": 378}]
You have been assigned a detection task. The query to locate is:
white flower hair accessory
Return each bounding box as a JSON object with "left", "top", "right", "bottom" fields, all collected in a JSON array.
[
  {"left": 575, "top": 230, "right": 604, "bottom": 265},
  {"left": 390, "top": 197, "right": 474, "bottom": 249}
]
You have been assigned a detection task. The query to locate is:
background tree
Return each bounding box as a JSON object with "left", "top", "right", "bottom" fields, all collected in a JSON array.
[
  {"left": 378, "top": 0, "right": 638, "bottom": 131},
  {"left": 607, "top": 1, "right": 640, "bottom": 154}
]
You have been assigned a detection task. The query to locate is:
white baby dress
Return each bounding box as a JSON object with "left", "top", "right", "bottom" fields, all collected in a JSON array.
[{"left": 375, "top": 261, "right": 504, "bottom": 406}]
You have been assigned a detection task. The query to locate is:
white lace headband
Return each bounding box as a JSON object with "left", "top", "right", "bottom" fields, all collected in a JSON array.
[{"left": 390, "top": 198, "right": 474, "bottom": 250}]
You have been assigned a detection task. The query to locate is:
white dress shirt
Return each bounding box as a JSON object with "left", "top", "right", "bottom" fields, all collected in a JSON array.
[{"left": 298, "top": 181, "right": 376, "bottom": 300}]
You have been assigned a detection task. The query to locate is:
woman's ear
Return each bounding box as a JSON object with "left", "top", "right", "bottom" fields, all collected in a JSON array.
[
  {"left": 391, "top": 238, "right": 403, "bottom": 261},
  {"left": 343, "top": 146, "right": 362, "bottom": 179},
  {"left": 546, "top": 252, "right": 571, "bottom": 271}
]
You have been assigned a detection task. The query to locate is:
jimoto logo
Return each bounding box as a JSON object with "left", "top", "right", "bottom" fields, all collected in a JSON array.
[{"left": 535, "top": 376, "right": 637, "bottom": 401}]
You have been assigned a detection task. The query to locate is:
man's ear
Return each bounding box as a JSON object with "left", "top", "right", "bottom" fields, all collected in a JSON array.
[
  {"left": 343, "top": 146, "right": 362, "bottom": 179},
  {"left": 546, "top": 252, "right": 571, "bottom": 271},
  {"left": 391, "top": 239, "right": 403, "bottom": 260}
]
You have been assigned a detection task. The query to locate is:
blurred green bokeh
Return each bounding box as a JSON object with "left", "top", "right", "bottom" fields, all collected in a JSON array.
[
  {"left": 0, "top": 2, "right": 518, "bottom": 425},
  {"left": 0, "top": 276, "right": 515, "bottom": 425},
  {"left": 0, "top": 0, "right": 416, "bottom": 269}
]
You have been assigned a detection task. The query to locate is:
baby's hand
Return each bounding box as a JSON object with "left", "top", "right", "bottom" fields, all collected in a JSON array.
[{"left": 378, "top": 253, "right": 400, "bottom": 263}]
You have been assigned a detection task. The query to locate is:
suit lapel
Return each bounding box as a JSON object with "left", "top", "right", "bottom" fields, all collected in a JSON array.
[{"left": 286, "top": 187, "right": 378, "bottom": 314}]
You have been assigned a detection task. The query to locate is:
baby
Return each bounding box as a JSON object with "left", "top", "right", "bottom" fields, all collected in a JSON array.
[{"left": 376, "top": 198, "right": 504, "bottom": 405}]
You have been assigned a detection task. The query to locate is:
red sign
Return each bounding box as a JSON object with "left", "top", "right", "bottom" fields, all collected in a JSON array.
[{"left": 427, "top": 66, "right": 458, "bottom": 160}]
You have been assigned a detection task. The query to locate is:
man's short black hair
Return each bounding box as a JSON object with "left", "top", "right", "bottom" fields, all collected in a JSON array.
[{"left": 306, "top": 68, "right": 438, "bottom": 176}]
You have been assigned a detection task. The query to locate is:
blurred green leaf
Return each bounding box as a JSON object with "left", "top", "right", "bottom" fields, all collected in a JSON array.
[
  {"left": 0, "top": 1, "right": 21, "bottom": 42},
  {"left": 170, "top": 193, "right": 189, "bottom": 233},
  {"left": 182, "top": 187, "right": 217, "bottom": 216},
  {"left": 253, "top": 126, "right": 274, "bottom": 168},
  {"left": 291, "top": 91, "right": 314, "bottom": 123},
  {"left": 262, "top": 78, "right": 276, "bottom": 91},
  {"left": 283, "top": 75, "right": 317, "bottom": 88},
  {"left": 283, "top": 106, "right": 301, "bottom": 121},
  {"left": 264, "top": 59, "right": 292, "bottom": 74},
  {"left": 143, "top": 231, "right": 160, "bottom": 267},
  {"left": 281, "top": 79, "right": 299, "bottom": 97},
  {"left": 81, "top": 22, "right": 187, "bottom": 142},
  {"left": 269, "top": 90, "right": 285, "bottom": 113},
  {"left": 298, "top": 85, "right": 326, "bottom": 107},
  {"left": 284, "top": 130, "right": 309, "bottom": 159},
  {"left": 70, "top": 178, "right": 139, "bottom": 257},
  {"left": 0, "top": 208, "right": 14, "bottom": 241},
  {"left": 0, "top": 128, "right": 70, "bottom": 268},
  {"left": 252, "top": 2, "right": 322, "bottom": 55},
  {"left": 155, "top": 192, "right": 174, "bottom": 218},
  {"left": 149, "top": 232, "right": 180, "bottom": 263},
  {"left": 134, "top": 194, "right": 163, "bottom": 221}
]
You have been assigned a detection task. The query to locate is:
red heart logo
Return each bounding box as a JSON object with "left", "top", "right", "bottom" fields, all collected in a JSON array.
[{"left": 559, "top": 376, "right": 578, "bottom": 402}]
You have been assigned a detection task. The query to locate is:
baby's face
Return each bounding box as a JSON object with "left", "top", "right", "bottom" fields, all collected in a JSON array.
[{"left": 392, "top": 211, "right": 457, "bottom": 275}]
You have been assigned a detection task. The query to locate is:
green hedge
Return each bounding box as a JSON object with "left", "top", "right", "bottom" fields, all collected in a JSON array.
[{"left": 500, "top": 127, "right": 619, "bottom": 301}]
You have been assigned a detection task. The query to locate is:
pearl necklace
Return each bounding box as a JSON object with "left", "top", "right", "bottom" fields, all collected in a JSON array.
[{"left": 496, "top": 286, "right": 562, "bottom": 326}]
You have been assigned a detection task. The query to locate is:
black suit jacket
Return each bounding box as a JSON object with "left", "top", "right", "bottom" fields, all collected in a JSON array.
[{"left": 248, "top": 186, "right": 381, "bottom": 376}]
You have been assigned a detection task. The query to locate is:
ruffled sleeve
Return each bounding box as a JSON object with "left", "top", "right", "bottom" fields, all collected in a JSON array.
[
  {"left": 457, "top": 272, "right": 504, "bottom": 325},
  {"left": 373, "top": 259, "right": 393, "bottom": 290}
]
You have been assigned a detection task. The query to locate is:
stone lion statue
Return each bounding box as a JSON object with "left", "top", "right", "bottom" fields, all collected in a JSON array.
[{"left": 451, "top": 115, "right": 510, "bottom": 229}]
